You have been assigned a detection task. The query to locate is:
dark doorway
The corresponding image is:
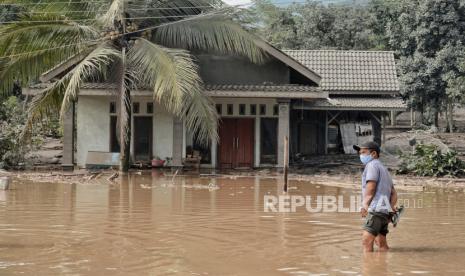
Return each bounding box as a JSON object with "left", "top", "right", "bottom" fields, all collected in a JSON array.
[
  {"left": 110, "top": 116, "right": 120, "bottom": 153},
  {"left": 133, "top": 116, "right": 153, "bottom": 161},
  {"left": 191, "top": 130, "right": 212, "bottom": 164},
  {"left": 260, "top": 118, "right": 278, "bottom": 164},
  {"left": 218, "top": 118, "right": 254, "bottom": 169}
]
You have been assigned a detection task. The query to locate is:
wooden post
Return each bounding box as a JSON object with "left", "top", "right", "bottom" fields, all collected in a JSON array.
[
  {"left": 283, "top": 136, "right": 289, "bottom": 193},
  {"left": 410, "top": 108, "right": 414, "bottom": 127},
  {"left": 324, "top": 111, "right": 328, "bottom": 154},
  {"left": 382, "top": 114, "right": 386, "bottom": 146}
]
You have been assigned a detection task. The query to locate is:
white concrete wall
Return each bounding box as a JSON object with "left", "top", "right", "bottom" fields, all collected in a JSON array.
[
  {"left": 152, "top": 104, "right": 173, "bottom": 160},
  {"left": 76, "top": 96, "right": 111, "bottom": 167},
  {"left": 76, "top": 95, "right": 278, "bottom": 168},
  {"left": 76, "top": 96, "right": 174, "bottom": 167}
]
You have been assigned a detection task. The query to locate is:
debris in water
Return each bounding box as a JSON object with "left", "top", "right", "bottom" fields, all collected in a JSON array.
[
  {"left": 171, "top": 169, "right": 179, "bottom": 184},
  {"left": 277, "top": 267, "right": 299, "bottom": 271},
  {"left": 107, "top": 172, "right": 118, "bottom": 182},
  {"left": 182, "top": 183, "right": 219, "bottom": 191},
  {"left": 0, "top": 176, "right": 10, "bottom": 190}
]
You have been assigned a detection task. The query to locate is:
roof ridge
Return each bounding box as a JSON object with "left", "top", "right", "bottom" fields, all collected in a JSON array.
[
  {"left": 205, "top": 83, "right": 314, "bottom": 87},
  {"left": 283, "top": 49, "right": 395, "bottom": 54}
]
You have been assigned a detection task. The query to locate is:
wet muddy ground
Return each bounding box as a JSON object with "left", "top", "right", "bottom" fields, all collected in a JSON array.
[{"left": 0, "top": 173, "right": 464, "bottom": 275}]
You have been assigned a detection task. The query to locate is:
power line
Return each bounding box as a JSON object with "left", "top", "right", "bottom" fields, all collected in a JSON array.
[
  {"left": 0, "top": 5, "right": 213, "bottom": 15},
  {"left": 0, "top": 18, "right": 99, "bottom": 24},
  {"left": 0, "top": 7, "right": 227, "bottom": 60},
  {"left": 0, "top": 1, "right": 108, "bottom": 6},
  {"left": 0, "top": 13, "right": 220, "bottom": 24},
  {"left": 127, "top": 5, "right": 214, "bottom": 11},
  {"left": 121, "top": 8, "right": 227, "bottom": 36},
  {"left": 125, "top": 15, "right": 209, "bottom": 20},
  {"left": 0, "top": 39, "right": 102, "bottom": 59}
]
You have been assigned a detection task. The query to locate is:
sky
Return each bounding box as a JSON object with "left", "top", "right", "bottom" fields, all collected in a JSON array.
[
  {"left": 222, "top": 0, "right": 363, "bottom": 6},
  {"left": 223, "top": 0, "right": 252, "bottom": 5},
  {"left": 222, "top": 0, "right": 317, "bottom": 7}
]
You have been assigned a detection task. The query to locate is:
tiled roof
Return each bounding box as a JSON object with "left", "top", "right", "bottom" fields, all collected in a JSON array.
[
  {"left": 204, "top": 84, "right": 319, "bottom": 92},
  {"left": 30, "top": 83, "right": 320, "bottom": 92},
  {"left": 203, "top": 84, "right": 324, "bottom": 99},
  {"left": 30, "top": 82, "right": 119, "bottom": 90},
  {"left": 28, "top": 83, "right": 325, "bottom": 99},
  {"left": 299, "top": 97, "right": 407, "bottom": 111},
  {"left": 283, "top": 50, "right": 400, "bottom": 93}
]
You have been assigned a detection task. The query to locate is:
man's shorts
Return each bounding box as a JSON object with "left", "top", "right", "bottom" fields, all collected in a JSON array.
[{"left": 363, "top": 212, "right": 390, "bottom": 236}]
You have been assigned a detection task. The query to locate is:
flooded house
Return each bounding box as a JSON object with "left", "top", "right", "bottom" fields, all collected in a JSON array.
[
  {"left": 24, "top": 45, "right": 405, "bottom": 170},
  {"left": 284, "top": 50, "right": 406, "bottom": 159}
]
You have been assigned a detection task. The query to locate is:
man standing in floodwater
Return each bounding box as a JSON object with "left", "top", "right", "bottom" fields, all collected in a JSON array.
[{"left": 353, "top": 141, "right": 397, "bottom": 253}]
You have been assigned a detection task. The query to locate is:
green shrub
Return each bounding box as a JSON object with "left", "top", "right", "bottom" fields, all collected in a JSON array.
[
  {"left": 0, "top": 96, "right": 28, "bottom": 168},
  {"left": 398, "top": 144, "right": 465, "bottom": 177}
]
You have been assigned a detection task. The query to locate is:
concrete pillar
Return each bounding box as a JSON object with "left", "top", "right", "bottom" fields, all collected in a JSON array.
[
  {"left": 277, "top": 99, "right": 290, "bottom": 169},
  {"left": 211, "top": 119, "right": 218, "bottom": 169},
  {"left": 390, "top": 110, "right": 396, "bottom": 126},
  {"left": 62, "top": 102, "right": 75, "bottom": 171},
  {"left": 254, "top": 117, "right": 260, "bottom": 168},
  {"left": 172, "top": 118, "right": 183, "bottom": 168}
]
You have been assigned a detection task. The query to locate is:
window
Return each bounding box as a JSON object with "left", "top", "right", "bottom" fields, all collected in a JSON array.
[
  {"left": 239, "top": 104, "right": 246, "bottom": 115},
  {"left": 133, "top": 102, "right": 140, "bottom": 114},
  {"left": 273, "top": 104, "right": 279, "bottom": 116},
  {"left": 216, "top": 104, "right": 222, "bottom": 115},
  {"left": 250, "top": 104, "right": 257, "bottom": 115},
  {"left": 259, "top": 104, "right": 266, "bottom": 116},
  {"left": 146, "top": 102, "right": 153, "bottom": 114},
  {"left": 110, "top": 102, "right": 116, "bottom": 113},
  {"left": 227, "top": 104, "right": 234, "bottom": 115}
]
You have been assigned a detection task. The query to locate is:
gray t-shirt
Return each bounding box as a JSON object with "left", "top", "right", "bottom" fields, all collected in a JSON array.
[{"left": 361, "top": 159, "right": 393, "bottom": 214}]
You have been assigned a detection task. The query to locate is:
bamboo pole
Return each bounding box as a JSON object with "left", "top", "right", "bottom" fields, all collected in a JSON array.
[
  {"left": 284, "top": 136, "right": 289, "bottom": 193},
  {"left": 382, "top": 114, "right": 386, "bottom": 147}
]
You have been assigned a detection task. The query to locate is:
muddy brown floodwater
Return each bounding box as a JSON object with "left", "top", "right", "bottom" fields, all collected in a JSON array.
[{"left": 0, "top": 173, "right": 464, "bottom": 275}]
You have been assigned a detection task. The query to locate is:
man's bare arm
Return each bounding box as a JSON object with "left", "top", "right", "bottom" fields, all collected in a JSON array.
[
  {"left": 390, "top": 186, "right": 398, "bottom": 211},
  {"left": 363, "top": 180, "right": 377, "bottom": 210}
]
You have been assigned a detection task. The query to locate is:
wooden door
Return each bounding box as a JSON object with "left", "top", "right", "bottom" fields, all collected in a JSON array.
[
  {"left": 218, "top": 118, "right": 236, "bottom": 169},
  {"left": 218, "top": 118, "right": 254, "bottom": 169},
  {"left": 134, "top": 116, "right": 153, "bottom": 161},
  {"left": 235, "top": 118, "right": 254, "bottom": 168}
]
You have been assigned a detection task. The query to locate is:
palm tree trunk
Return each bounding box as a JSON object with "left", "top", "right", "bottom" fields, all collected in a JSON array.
[
  {"left": 119, "top": 47, "right": 131, "bottom": 172},
  {"left": 119, "top": 87, "right": 131, "bottom": 172}
]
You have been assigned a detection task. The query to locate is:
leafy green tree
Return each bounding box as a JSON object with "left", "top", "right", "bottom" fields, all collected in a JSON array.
[
  {"left": 245, "top": 0, "right": 299, "bottom": 49},
  {"left": 367, "top": 0, "right": 405, "bottom": 50},
  {"left": 248, "top": 0, "right": 378, "bottom": 50},
  {"left": 390, "top": 0, "right": 465, "bottom": 128},
  {"left": 0, "top": 0, "right": 265, "bottom": 171},
  {"left": 295, "top": 2, "right": 377, "bottom": 50}
]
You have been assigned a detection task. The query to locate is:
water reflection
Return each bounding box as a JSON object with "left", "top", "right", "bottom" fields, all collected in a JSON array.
[{"left": 0, "top": 173, "right": 463, "bottom": 275}]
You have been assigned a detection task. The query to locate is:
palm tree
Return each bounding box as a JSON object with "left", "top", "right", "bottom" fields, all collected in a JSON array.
[{"left": 0, "top": 0, "right": 266, "bottom": 172}]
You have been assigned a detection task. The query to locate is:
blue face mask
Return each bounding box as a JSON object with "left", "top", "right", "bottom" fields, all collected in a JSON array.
[{"left": 360, "top": 154, "right": 373, "bottom": 165}]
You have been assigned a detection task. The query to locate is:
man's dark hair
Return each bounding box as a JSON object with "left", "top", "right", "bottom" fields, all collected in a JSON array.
[{"left": 368, "top": 148, "right": 380, "bottom": 157}]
